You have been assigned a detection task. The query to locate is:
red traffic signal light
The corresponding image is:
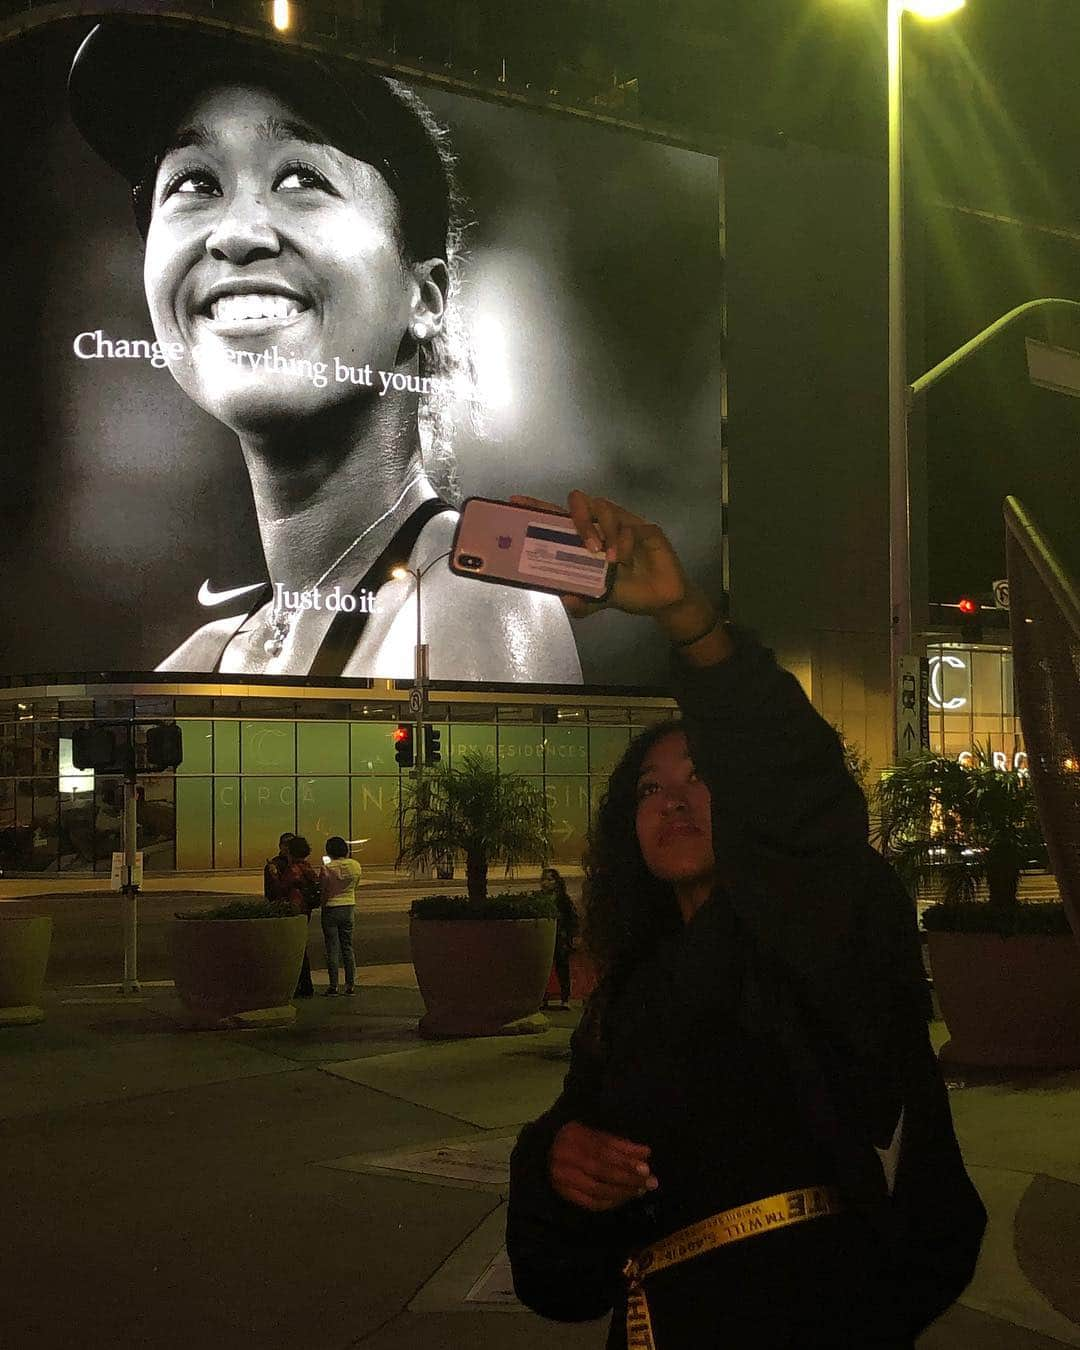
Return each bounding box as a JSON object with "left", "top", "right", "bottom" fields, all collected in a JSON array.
[
  {"left": 956, "top": 597, "right": 982, "bottom": 643},
  {"left": 394, "top": 724, "right": 415, "bottom": 767}
]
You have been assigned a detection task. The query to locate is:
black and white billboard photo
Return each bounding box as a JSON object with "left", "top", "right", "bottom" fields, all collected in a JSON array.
[{"left": 1, "top": 14, "right": 724, "bottom": 688}]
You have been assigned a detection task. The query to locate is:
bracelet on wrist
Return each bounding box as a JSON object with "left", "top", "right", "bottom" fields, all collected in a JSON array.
[{"left": 671, "top": 617, "right": 719, "bottom": 648}]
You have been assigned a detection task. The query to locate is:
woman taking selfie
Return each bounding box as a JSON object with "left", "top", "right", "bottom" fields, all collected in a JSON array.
[
  {"left": 507, "top": 491, "right": 985, "bottom": 1348},
  {"left": 67, "top": 20, "right": 581, "bottom": 683}
]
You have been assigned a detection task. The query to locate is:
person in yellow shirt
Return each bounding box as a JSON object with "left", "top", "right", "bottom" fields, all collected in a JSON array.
[{"left": 320, "top": 836, "right": 362, "bottom": 996}]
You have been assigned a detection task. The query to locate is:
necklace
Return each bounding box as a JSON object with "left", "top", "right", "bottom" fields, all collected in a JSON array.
[{"left": 263, "top": 474, "right": 426, "bottom": 657}]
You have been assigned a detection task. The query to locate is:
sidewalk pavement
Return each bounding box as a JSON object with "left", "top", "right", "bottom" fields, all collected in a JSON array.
[
  {"left": 2, "top": 949, "right": 1079, "bottom": 1346},
  {"left": 0, "top": 865, "right": 585, "bottom": 903}
]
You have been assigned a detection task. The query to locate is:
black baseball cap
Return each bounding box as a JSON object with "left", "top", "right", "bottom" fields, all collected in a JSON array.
[{"left": 68, "top": 18, "right": 451, "bottom": 260}]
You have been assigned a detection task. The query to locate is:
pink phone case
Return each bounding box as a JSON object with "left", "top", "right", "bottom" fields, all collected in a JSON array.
[{"left": 449, "top": 497, "right": 613, "bottom": 600}]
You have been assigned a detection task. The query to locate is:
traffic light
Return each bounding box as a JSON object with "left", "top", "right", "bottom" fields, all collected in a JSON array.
[
  {"left": 72, "top": 724, "right": 131, "bottom": 773},
  {"left": 957, "top": 597, "right": 982, "bottom": 643},
  {"left": 146, "top": 723, "right": 183, "bottom": 771},
  {"left": 424, "top": 724, "right": 442, "bottom": 764},
  {"left": 394, "top": 724, "right": 415, "bottom": 768}
]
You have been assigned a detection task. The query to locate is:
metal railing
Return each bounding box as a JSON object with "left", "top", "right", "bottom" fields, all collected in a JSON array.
[
  {"left": 1004, "top": 495, "right": 1080, "bottom": 946},
  {"left": 0, "top": 0, "right": 702, "bottom": 148}
]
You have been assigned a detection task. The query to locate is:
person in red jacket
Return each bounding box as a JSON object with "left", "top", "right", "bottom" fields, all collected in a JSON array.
[
  {"left": 263, "top": 832, "right": 295, "bottom": 902},
  {"left": 268, "top": 835, "right": 319, "bottom": 997}
]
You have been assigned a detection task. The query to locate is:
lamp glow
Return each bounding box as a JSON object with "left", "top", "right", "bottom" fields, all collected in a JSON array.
[
  {"left": 272, "top": 0, "right": 290, "bottom": 31},
  {"left": 391, "top": 566, "right": 409, "bottom": 581},
  {"left": 903, "top": 0, "right": 964, "bottom": 18}
]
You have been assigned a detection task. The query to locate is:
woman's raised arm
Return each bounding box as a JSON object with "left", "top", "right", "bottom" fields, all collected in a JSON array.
[{"left": 514, "top": 489, "right": 866, "bottom": 857}]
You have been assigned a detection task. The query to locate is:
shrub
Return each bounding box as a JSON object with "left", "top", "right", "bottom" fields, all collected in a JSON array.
[
  {"left": 922, "top": 901, "right": 1071, "bottom": 936},
  {"left": 410, "top": 890, "right": 558, "bottom": 921},
  {"left": 174, "top": 899, "right": 293, "bottom": 921}
]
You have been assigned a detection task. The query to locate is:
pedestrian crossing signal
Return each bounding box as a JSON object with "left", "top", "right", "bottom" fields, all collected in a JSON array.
[
  {"left": 72, "top": 725, "right": 127, "bottom": 772},
  {"left": 146, "top": 723, "right": 183, "bottom": 770}
]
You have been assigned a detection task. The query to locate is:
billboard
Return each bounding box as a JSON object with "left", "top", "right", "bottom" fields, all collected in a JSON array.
[{"left": 1, "top": 15, "right": 723, "bottom": 687}]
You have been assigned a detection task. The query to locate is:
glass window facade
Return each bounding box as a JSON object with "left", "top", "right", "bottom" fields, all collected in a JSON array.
[
  {"left": 0, "top": 692, "right": 672, "bottom": 872},
  {"left": 926, "top": 644, "right": 1024, "bottom": 766}
]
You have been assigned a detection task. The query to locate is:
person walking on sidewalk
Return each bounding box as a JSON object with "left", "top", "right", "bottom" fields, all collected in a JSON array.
[
  {"left": 268, "top": 835, "right": 320, "bottom": 998},
  {"left": 506, "top": 490, "right": 985, "bottom": 1349},
  {"left": 320, "top": 836, "right": 362, "bottom": 997},
  {"left": 540, "top": 868, "right": 579, "bottom": 1010}
]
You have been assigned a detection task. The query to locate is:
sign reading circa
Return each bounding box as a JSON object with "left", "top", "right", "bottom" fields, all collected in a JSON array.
[{"left": 3, "top": 16, "right": 724, "bottom": 688}]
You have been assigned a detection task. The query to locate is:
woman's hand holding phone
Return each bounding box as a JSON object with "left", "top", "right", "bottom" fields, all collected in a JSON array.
[{"left": 509, "top": 490, "right": 731, "bottom": 664}]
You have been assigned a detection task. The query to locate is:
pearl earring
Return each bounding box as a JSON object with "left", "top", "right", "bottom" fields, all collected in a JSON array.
[{"left": 412, "top": 321, "right": 429, "bottom": 341}]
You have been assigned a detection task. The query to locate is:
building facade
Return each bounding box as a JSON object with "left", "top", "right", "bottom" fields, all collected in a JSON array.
[
  {"left": 1, "top": 636, "right": 1024, "bottom": 876},
  {"left": 0, "top": 682, "right": 677, "bottom": 875}
]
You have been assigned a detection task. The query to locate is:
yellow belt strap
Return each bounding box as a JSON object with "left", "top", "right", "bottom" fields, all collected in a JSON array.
[{"left": 622, "top": 1184, "right": 841, "bottom": 1350}]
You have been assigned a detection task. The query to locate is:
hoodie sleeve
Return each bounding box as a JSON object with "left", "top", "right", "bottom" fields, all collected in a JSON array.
[
  {"left": 507, "top": 995, "right": 647, "bottom": 1324},
  {"left": 671, "top": 628, "right": 921, "bottom": 1145},
  {"left": 671, "top": 626, "right": 869, "bottom": 858}
]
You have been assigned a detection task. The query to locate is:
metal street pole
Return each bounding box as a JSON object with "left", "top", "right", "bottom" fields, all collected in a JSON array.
[
  {"left": 911, "top": 297, "right": 1080, "bottom": 399},
  {"left": 393, "top": 552, "right": 451, "bottom": 770},
  {"left": 414, "top": 566, "right": 427, "bottom": 779},
  {"left": 887, "top": 0, "right": 966, "bottom": 760},
  {"left": 392, "top": 553, "right": 449, "bottom": 877},
  {"left": 121, "top": 729, "right": 140, "bottom": 994},
  {"left": 887, "top": 0, "right": 913, "bottom": 761}
]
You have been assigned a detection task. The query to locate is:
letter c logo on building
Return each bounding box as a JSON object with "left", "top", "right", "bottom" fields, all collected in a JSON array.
[{"left": 928, "top": 654, "right": 968, "bottom": 711}]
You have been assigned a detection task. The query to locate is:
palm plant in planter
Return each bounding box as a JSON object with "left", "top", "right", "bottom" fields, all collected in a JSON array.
[
  {"left": 875, "top": 748, "right": 1080, "bottom": 1066},
  {"left": 400, "top": 755, "right": 559, "bottom": 1037},
  {"left": 399, "top": 753, "right": 553, "bottom": 902},
  {"left": 875, "top": 747, "right": 1046, "bottom": 915}
]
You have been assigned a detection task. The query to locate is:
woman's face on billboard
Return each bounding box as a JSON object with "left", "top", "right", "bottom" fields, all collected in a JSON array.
[{"left": 143, "top": 83, "right": 430, "bottom": 433}]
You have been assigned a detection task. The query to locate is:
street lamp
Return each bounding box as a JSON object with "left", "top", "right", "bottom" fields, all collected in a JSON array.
[
  {"left": 391, "top": 552, "right": 451, "bottom": 767},
  {"left": 888, "top": 0, "right": 965, "bottom": 757}
]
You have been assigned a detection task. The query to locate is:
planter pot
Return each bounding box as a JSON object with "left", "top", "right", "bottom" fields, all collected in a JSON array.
[
  {"left": 928, "top": 931, "right": 1080, "bottom": 1068},
  {"left": 410, "top": 916, "right": 557, "bottom": 1038},
  {"left": 0, "top": 916, "right": 52, "bottom": 1026},
  {"left": 166, "top": 916, "right": 308, "bottom": 1028}
]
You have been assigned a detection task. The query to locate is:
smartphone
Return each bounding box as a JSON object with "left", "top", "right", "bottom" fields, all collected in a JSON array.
[{"left": 449, "top": 496, "right": 614, "bottom": 600}]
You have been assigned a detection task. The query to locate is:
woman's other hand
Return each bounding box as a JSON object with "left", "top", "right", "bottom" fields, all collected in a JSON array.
[{"left": 548, "top": 1120, "right": 659, "bottom": 1212}]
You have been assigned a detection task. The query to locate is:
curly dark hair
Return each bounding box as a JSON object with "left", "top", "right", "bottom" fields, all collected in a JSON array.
[
  {"left": 581, "top": 719, "right": 690, "bottom": 995},
  {"left": 285, "top": 835, "right": 312, "bottom": 861}
]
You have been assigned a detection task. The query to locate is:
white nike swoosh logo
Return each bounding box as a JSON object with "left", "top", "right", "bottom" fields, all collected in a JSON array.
[{"left": 197, "top": 580, "right": 267, "bottom": 607}]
